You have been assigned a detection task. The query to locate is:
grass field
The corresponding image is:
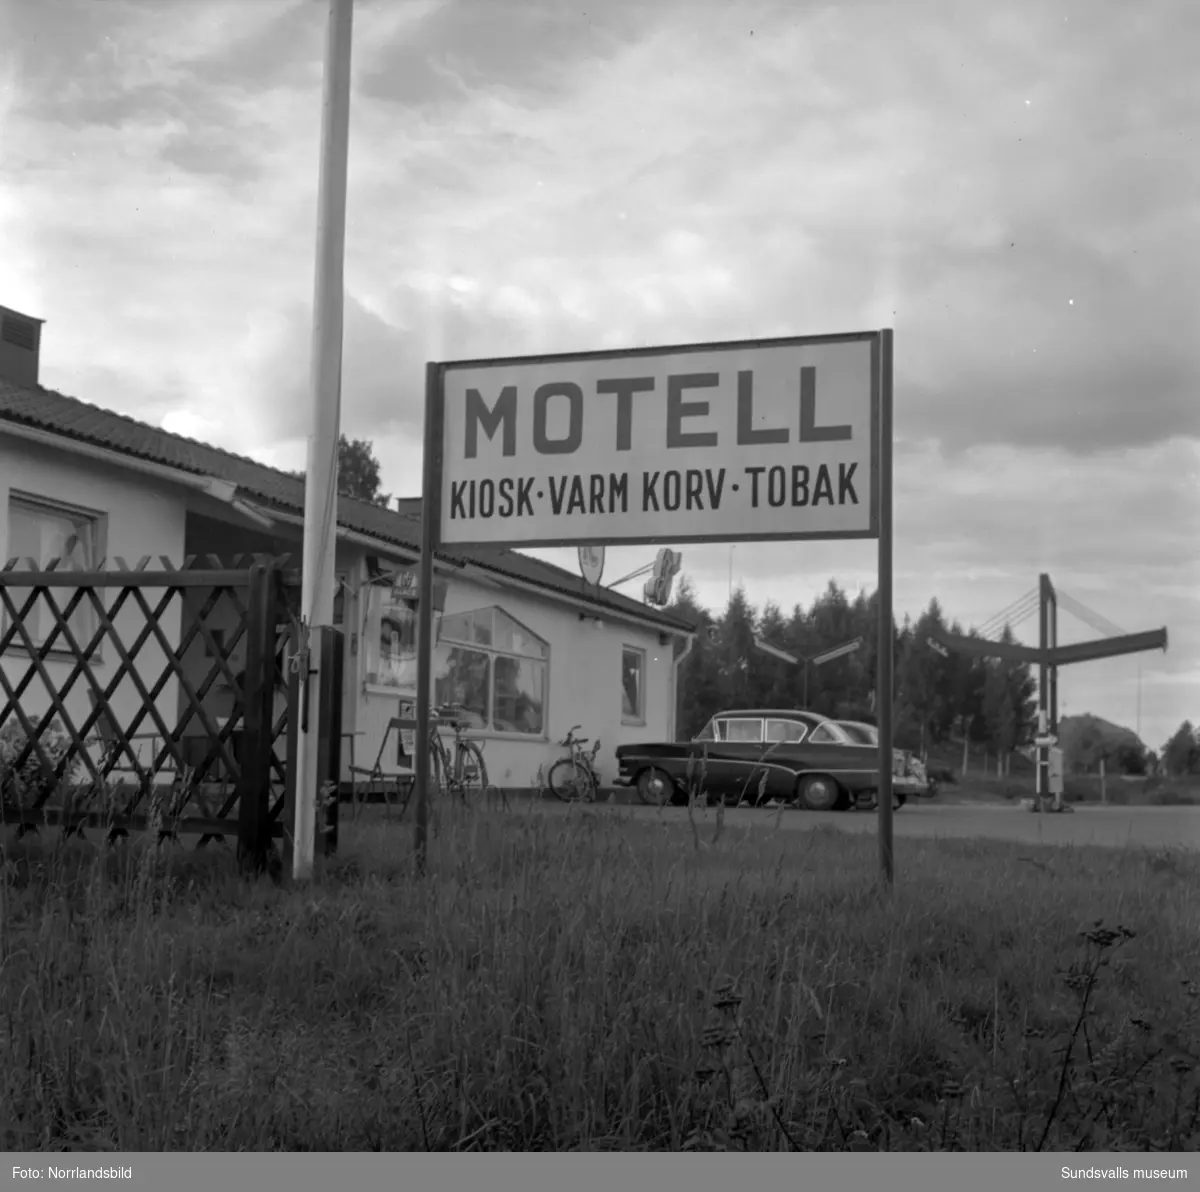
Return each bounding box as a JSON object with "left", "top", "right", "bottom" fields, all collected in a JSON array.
[{"left": 2, "top": 804, "right": 1198, "bottom": 1152}]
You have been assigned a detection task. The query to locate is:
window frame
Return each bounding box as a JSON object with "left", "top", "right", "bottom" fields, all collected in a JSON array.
[
  {"left": 3, "top": 491, "right": 107, "bottom": 660},
  {"left": 435, "top": 606, "right": 549, "bottom": 738},
  {"left": 716, "top": 716, "right": 765, "bottom": 744},
  {"left": 362, "top": 581, "right": 422, "bottom": 691},
  {"left": 620, "top": 644, "right": 646, "bottom": 726},
  {"left": 765, "top": 717, "right": 808, "bottom": 744}
]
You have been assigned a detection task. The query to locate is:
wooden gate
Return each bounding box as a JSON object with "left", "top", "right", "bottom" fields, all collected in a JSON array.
[{"left": 0, "top": 553, "right": 314, "bottom": 869}]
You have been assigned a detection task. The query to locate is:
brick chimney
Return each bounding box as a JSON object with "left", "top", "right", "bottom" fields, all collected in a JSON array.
[{"left": 0, "top": 305, "right": 45, "bottom": 388}]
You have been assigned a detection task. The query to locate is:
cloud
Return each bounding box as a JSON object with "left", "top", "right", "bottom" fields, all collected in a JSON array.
[
  {"left": 356, "top": 0, "right": 657, "bottom": 108},
  {"left": 252, "top": 279, "right": 618, "bottom": 444},
  {"left": 255, "top": 294, "right": 422, "bottom": 442},
  {"left": 331, "top": 0, "right": 1200, "bottom": 457}
]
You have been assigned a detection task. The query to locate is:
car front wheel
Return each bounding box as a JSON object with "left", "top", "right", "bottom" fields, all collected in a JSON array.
[
  {"left": 636, "top": 766, "right": 675, "bottom": 807},
  {"left": 798, "top": 774, "right": 841, "bottom": 812}
]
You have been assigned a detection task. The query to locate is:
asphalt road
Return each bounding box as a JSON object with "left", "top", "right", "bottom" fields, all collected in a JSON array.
[{"left": 529, "top": 799, "right": 1200, "bottom": 851}]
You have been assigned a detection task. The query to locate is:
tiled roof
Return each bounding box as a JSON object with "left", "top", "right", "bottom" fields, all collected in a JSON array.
[{"left": 0, "top": 378, "right": 695, "bottom": 634}]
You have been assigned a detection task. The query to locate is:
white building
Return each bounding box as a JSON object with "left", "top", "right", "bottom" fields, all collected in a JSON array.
[{"left": 0, "top": 303, "right": 696, "bottom": 796}]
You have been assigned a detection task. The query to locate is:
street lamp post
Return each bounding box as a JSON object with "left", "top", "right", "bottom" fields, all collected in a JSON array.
[{"left": 752, "top": 635, "right": 864, "bottom": 710}]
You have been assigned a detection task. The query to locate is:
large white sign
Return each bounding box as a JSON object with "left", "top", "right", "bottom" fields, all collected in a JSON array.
[{"left": 436, "top": 333, "right": 879, "bottom": 548}]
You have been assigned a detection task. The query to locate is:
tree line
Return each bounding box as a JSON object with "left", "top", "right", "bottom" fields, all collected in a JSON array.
[
  {"left": 1160, "top": 721, "right": 1200, "bottom": 778},
  {"left": 289, "top": 435, "right": 393, "bottom": 507},
  {"left": 664, "top": 576, "right": 1190, "bottom": 777}
]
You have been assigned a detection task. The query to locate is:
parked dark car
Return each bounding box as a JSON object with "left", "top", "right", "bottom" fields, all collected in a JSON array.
[{"left": 614, "top": 708, "right": 911, "bottom": 811}]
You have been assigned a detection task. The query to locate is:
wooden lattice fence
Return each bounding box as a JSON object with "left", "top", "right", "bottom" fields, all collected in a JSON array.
[{"left": 0, "top": 552, "right": 318, "bottom": 868}]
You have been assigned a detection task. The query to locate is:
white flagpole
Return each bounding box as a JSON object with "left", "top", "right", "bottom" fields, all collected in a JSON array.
[{"left": 295, "top": 0, "right": 354, "bottom": 882}]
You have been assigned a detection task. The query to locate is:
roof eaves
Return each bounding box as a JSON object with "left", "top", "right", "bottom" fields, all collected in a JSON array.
[
  {"left": 453, "top": 550, "right": 695, "bottom": 632},
  {"left": 0, "top": 385, "right": 698, "bottom": 632}
]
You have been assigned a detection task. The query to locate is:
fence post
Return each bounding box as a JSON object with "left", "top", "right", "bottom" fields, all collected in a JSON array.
[
  {"left": 237, "top": 561, "right": 276, "bottom": 872},
  {"left": 281, "top": 620, "right": 302, "bottom": 880},
  {"left": 316, "top": 625, "right": 343, "bottom": 862}
]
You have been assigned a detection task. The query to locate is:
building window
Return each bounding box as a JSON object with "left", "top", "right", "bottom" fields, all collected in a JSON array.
[
  {"left": 363, "top": 583, "right": 420, "bottom": 690},
  {"left": 3, "top": 493, "right": 105, "bottom": 655},
  {"left": 435, "top": 606, "right": 547, "bottom": 736},
  {"left": 362, "top": 570, "right": 449, "bottom": 690},
  {"left": 621, "top": 646, "right": 645, "bottom": 725}
]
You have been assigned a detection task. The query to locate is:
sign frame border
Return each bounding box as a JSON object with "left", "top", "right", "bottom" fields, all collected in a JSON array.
[{"left": 429, "top": 329, "right": 882, "bottom": 550}]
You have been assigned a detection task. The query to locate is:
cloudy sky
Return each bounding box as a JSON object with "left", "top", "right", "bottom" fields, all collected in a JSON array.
[{"left": 2, "top": 0, "right": 1197, "bottom": 751}]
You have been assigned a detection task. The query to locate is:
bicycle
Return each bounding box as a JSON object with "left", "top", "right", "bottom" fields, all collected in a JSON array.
[
  {"left": 547, "top": 725, "right": 602, "bottom": 803},
  {"left": 428, "top": 704, "right": 490, "bottom": 804}
]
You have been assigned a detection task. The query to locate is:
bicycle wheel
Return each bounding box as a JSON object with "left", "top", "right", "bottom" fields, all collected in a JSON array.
[
  {"left": 452, "top": 740, "right": 488, "bottom": 801},
  {"left": 548, "top": 757, "right": 596, "bottom": 803}
]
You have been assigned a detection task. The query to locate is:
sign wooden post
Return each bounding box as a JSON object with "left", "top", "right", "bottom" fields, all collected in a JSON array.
[
  {"left": 876, "top": 328, "right": 894, "bottom": 885},
  {"left": 414, "top": 362, "right": 443, "bottom": 874}
]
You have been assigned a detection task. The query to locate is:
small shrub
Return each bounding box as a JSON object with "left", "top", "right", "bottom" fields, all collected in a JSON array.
[
  {"left": 0, "top": 719, "right": 82, "bottom": 805},
  {"left": 927, "top": 766, "right": 957, "bottom": 786}
]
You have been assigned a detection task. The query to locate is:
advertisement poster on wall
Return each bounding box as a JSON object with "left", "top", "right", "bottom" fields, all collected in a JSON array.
[{"left": 366, "top": 572, "right": 448, "bottom": 692}]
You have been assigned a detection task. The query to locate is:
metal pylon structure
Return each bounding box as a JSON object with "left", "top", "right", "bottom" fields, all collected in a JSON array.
[{"left": 929, "top": 573, "right": 1168, "bottom": 811}]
